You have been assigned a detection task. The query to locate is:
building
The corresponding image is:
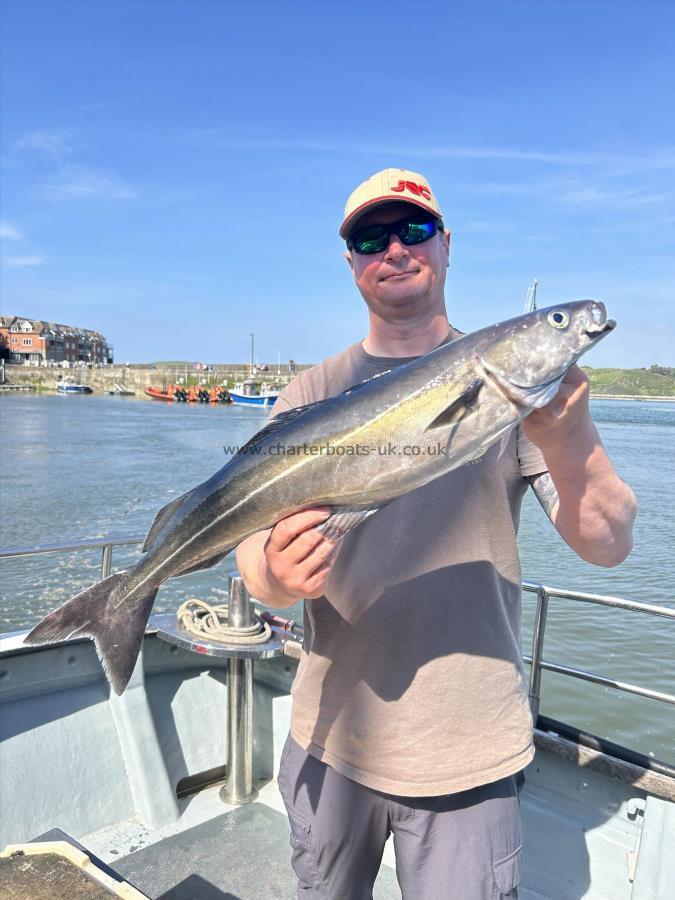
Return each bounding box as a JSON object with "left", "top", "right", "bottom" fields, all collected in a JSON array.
[{"left": 0, "top": 316, "right": 114, "bottom": 366}]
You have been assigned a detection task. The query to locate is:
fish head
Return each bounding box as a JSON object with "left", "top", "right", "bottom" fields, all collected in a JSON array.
[{"left": 478, "top": 300, "right": 616, "bottom": 410}]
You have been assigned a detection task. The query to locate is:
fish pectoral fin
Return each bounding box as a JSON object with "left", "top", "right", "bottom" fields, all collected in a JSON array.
[
  {"left": 424, "top": 378, "right": 484, "bottom": 431},
  {"left": 143, "top": 486, "right": 200, "bottom": 552},
  {"left": 316, "top": 507, "right": 382, "bottom": 541}
]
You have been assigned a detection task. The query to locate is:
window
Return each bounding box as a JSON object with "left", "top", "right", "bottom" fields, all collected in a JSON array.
[{"left": 23, "top": 338, "right": 32, "bottom": 346}]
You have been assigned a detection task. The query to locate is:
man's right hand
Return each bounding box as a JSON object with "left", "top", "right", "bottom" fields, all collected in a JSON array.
[{"left": 236, "top": 507, "right": 341, "bottom": 607}]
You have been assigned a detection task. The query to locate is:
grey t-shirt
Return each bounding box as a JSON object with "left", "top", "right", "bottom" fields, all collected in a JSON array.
[{"left": 272, "top": 340, "right": 547, "bottom": 796}]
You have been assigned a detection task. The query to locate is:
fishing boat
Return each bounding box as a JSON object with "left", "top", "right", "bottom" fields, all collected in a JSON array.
[
  {"left": 56, "top": 376, "right": 93, "bottom": 394},
  {"left": 229, "top": 332, "right": 283, "bottom": 406},
  {"left": 0, "top": 532, "right": 673, "bottom": 899},
  {"left": 229, "top": 379, "right": 280, "bottom": 407}
]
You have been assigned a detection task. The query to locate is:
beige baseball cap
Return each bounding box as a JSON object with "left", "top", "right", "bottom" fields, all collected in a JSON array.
[{"left": 339, "top": 167, "right": 443, "bottom": 239}]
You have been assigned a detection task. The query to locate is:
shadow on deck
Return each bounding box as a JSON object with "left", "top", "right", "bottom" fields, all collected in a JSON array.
[{"left": 114, "top": 802, "right": 401, "bottom": 900}]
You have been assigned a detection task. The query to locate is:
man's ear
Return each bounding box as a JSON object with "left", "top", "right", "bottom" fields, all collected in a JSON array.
[
  {"left": 444, "top": 228, "right": 451, "bottom": 267},
  {"left": 344, "top": 250, "right": 353, "bottom": 271}
]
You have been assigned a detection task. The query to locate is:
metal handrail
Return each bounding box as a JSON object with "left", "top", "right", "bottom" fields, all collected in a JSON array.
[
  {"left": 0, "top": 535, "right": 145, "bottom": 580},
  {"left": 522, "top": 579, "right": 675, "bottom": 619},
  {"left": 1, "top": 537, "right": 674, "bottom": 719},
  {"left": 522, "top": 580, "right": 675, "bottom": 720}
]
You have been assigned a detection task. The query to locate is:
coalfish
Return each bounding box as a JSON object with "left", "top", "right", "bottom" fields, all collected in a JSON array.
[{"left": 25, "top": 300, "right": 615, "bottom": 693}]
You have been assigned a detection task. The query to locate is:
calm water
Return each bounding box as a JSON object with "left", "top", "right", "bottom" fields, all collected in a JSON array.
[{"left": 1, "top": 393, "right": 673, "bottom": 763}]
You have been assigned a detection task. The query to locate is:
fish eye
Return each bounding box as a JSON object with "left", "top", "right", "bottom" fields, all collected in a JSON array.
[{"left": 548, "top": 310, "right": 570, "bottom": 329}]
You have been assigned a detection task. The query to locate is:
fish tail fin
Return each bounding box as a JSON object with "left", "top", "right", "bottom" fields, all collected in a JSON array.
[{"left": 23, "top": 572, "right": 158, "bottom": 695}]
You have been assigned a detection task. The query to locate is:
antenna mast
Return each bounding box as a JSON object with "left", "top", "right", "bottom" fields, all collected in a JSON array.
[{"left": 523, "top": 279, "right": 538, "bottom": 313}]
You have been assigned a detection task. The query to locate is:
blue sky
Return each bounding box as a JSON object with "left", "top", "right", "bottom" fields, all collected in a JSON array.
[{"left": 1, "top": 0, "right": 674, "bottom": 367}]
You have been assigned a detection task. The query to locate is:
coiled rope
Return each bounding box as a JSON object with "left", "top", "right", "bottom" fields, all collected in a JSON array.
[{"left": 177, "top": 598, "right": 272, "bottom": 644}]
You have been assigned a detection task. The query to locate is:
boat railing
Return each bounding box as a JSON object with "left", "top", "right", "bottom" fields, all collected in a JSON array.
[
  {"left": 521, "top": 579, "right": 675, "bottom": 721},
  {"left": 2, "top": 537, "right": 674, "bottom": 722},
  {"left": 0, "top": 534, "right": 145, "bottom": 581}
]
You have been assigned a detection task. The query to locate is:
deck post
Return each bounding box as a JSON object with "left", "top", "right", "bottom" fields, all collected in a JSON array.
[
  {"left": 100, "top": 543, "right": 113, "bottom": 580},
  {"left": 528, "top": 585, "right": 549, "bottom": 723},
  {"left": 220, "top": 574, "right": 258, "bottom": 805}
]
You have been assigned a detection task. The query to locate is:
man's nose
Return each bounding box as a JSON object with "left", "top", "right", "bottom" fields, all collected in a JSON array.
[{"left": 383, "top": 233, "right": 409, "bottom": 261}]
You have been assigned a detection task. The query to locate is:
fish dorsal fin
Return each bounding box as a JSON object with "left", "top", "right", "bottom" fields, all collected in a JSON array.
[
  {"left": 142, "top": 486, "right": 200, "bottom": 552},
  {"left": 235, "top": 372, "right": 393, "bottom": 458},
  {"left": 425, "top": 378, "right": 484, "bottom": 431},
  {"left": 235, "top": 400, "right": 329, "bottom": 457},
  {"left": 342, "top": 369, "right": 391, "bottom": 395}
]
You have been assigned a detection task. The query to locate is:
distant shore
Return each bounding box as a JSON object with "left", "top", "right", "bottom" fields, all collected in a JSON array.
[
  {"left": 590, "top": 394, "right": 675, "bottom": 402},
  {"left": 3, "top": 362, "right": 675, "bottom": 404}
]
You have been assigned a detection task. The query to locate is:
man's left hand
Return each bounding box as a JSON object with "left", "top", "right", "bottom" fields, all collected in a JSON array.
[
  {"left": 522, "top": 364, "right": 592, "bottom": 458},
  {"left": 520, "top": 364, "right": 637, "bottom": 567}
]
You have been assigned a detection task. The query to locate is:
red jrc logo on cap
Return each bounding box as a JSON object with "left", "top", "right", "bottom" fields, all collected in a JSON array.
[{"left": 391, "top": 180, "right": 432, "bottom": 201}]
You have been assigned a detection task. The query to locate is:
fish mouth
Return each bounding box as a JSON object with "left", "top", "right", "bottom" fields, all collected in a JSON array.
[
  {"left": 585, "top": 318, "right": 616, "bottom": 337},
  {"left": 583, "top": 301, "right": 616, "bottom": 338}
]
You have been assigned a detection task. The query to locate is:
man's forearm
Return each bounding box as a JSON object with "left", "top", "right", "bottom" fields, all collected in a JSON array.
[{"left": 541, "top": 421, "right": 637, "bottom": 567}]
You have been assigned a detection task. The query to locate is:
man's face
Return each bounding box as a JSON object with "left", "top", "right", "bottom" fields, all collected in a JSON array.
[{"left": 345, "top": 201, "right": 450, "bottom": 321}]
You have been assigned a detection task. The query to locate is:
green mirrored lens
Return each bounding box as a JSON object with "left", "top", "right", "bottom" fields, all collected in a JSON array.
[
  {"left": 349, "top": 217, "right": 439, "bottom": 254},
  {"left": 401, "top": 221, "right": 436, "bottom": 244},
  {"left": 353, "top": 227, "right": 388, "bottom": 254}
]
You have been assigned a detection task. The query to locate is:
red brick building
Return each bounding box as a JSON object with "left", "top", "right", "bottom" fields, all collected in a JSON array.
[{"left": 0, "top": 316, "right": 114, "bottom": 366}]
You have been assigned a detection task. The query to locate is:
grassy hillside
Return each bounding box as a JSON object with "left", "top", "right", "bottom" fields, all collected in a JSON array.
[{"left": 583, "top": 367, "right": 675, "bottom": 397}]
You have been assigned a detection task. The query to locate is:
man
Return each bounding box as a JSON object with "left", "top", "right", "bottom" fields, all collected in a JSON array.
[{"left": 236, "top": 168, "right": 637, "bottom": 899}]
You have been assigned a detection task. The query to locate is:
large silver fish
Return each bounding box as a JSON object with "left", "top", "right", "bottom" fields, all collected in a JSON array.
[{"left": 25, "top": 300, "right": 615, "bottom": 693}]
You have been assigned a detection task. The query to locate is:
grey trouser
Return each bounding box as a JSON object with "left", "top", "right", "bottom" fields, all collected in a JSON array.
[{"left": 278, "top": 734, "right": 522, "bottom": 900}]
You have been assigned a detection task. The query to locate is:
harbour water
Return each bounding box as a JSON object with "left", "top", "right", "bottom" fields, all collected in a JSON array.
[{"left": 1, "top": 393, "right": 673, "bottom": 763}]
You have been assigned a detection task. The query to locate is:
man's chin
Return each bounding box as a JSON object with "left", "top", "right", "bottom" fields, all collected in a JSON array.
[{"left": 377, "top": 280, "right": 429, "bottom": 305}]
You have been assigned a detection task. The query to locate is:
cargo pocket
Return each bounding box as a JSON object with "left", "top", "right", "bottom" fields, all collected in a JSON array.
[
  {"left": 288, "top": 814, "right": 326, "bottom": 896},
  {"left": 492, "top": 843, "right": 523, "bottom": 898}
]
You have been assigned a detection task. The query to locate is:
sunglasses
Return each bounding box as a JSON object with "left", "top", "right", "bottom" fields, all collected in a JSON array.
[{"left": 347, "top": 214, "right": 444, "bottom": 255}]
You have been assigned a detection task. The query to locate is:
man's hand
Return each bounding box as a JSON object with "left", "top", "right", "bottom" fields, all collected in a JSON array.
[
  {"left": 264, "top": 508, "right": 341, "bottom": 602},
  {"left": 236, "top": 508, "right": 341, "bottom": 608},
  {"left": 522, "top": 365, "right": 591, "bottom": 458},
  {"left": 521, "top": 365, "right": 637, "bottom": 567}
]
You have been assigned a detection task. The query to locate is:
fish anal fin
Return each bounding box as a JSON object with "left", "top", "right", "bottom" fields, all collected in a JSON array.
[
  {"left": 175, "top": 549, "right": 233, "bottom": 576},
  {"left": 143, "top": 486, "right": 200, "bottom": 552},
  {"left": 425, "top": 378, "right": 483, "bottom": 431},
  {"left": 316, "top": 507, "right": 381, "bottom": 541}
]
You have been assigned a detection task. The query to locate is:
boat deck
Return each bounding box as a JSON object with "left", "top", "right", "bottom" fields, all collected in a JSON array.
[
  {"left": 2, "top": 620, "right": 673, "bottom": 898},
  {"left": 75, "top": 759, "right": 672, "bottom": 900},
  {"left": 81, "top": 777, "right": 401, "bottom": 899}
]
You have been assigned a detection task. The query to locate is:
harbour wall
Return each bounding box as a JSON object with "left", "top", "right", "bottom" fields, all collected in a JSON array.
[
  {"left": 3, "top": 364, "right": 674, "bottom": 401},
  {"left": 0, "top": 363, "right": 309, "bottom": 397}
]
